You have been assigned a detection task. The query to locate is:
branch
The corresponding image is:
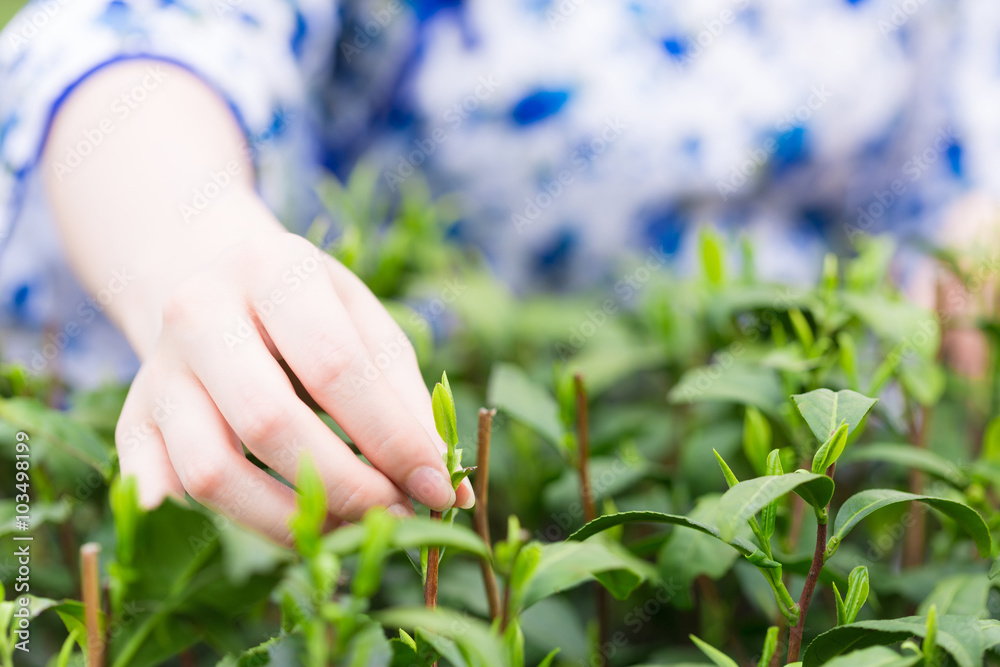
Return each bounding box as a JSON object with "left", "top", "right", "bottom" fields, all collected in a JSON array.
[{"left": 474, "top": 408, "right": 502, "bottom": 620}]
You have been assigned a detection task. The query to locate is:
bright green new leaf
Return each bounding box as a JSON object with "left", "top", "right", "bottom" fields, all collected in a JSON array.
[
  {"left": 289, "top": 453, "right": 328, "bottom": 559},
  {"left": 827, "top": 489, "right": 991, "bottom": 559},
  {"left": 757, "top": 626, "right": 779, "bottom": 667},
  {"left": 844, "top": 566, "right": 869, "bottom": 624},
  {"left": 690, "top": 634, "right": 738, "bottom": 667},
  {"left": 376, "top": 607, "right": 505, "bottom": 667},
  {"left": 833, "top": 582, "right": 847, "bottom": 626},
  {"left": 743, "top": 406, "right": 772, "bottom": 476},
  {"left": 714, "top": 472, "right": 835, "bottom": 540},
  {"left": 788, "top": 308, "right": 815, "bottom": 354},
  {"left": 802, "top": 615, "right": 1000, "bottom": 667},
  {"left": 923, "top": 604, "right": 938, "bottom": 666},
  {"left": 699, "top": 228, "right": 725, "bottom": 287},
  {"left": 982, "top": 416, "right": 1000, "bottom": 463},
  {"left": 837, "top": 331, "right": 859, "bottom": 391},
  {"left": 792, "top": 388, "right": 878, "bottom": 441},
  {"left": 537, "top": 648, "right": 561, "bottom": 667},
  {"left": 811, "top": 422, "right": 849, "bottom": 474},
  {"left": 432, "top": 371, "right": 458, "bottom": 459},
  {"left": 713, "top": 449, "right": 739, "bottom": 488}
]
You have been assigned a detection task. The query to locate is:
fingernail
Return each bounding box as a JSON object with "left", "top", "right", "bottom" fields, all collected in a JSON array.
[
  {"left": 386, "top": 502, "right": 415, "bottom": 518},
  {"left": 457, "top": 480, "right": 476, "bottom": 509},
  {"left": 405, "top": 466, "right": 456, "bottom": 511}
]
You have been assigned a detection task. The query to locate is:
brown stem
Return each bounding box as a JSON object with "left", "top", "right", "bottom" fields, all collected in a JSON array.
[
  {"left": 787, "top": 518, "right": 826, "bottom": 662},
  {"left": 424, "top": 510, "right": 441, "bottom": 610},
  {"left": 81, "top": 542, "right": 104, "bottom": 667},
  {"left": 575, "top": 374, "right": 607, "bottom": 667},
  {"left": 474, "top": 408, "right": 502, "bottom": 621}
]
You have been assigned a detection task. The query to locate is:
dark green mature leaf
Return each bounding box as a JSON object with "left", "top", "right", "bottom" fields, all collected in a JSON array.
[
  {"left": 791, "top": 389, "right": 878, "bottom": 442},
  {"left": 802, "top": 615, "right": 1000, "bottom": 667},
  {"left": 486, "top": 363, "right": 563, "bottom": 446},
  {"left": 829, "top": 490, "right": 991, "bottom": 558},
  {"left": 568, "top": 511, "right": 779, "bottom": 568},
  {"left": 842, "top": 443, "right": 969, "bottom": 488},
  {"left": 518, "top": 539, "right": 657, "bottom": 610},
  {"left": 376, "top": 607, "right": 504, "bottom": 667},
  {"left": 714, "top": 472, "right": 835, "bottom": 541},
  {"left": 821, "top": 646, "right": 920, "bottom": 667}
]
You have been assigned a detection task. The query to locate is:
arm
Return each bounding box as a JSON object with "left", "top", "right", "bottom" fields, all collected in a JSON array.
[{"left": 43, "top": 60, "right": 472, "bottom": 541}]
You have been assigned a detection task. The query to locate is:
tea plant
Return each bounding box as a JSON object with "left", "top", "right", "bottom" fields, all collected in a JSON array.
[{"left": 3, "top": 168, "right": 1000, "bottom": 666}]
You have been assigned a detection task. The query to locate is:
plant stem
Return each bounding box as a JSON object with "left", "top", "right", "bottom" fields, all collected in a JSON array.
[
  {"left": 81, "top": 542, "right": 103, "bottom": 667},
  {"left": 474, "top": 408, "right": 502, "bottom": 621},
  {"left": 787, "top": 464, "right": 834, "bottom": 663},
  {"left": 575, "top": 374, "right": 607, "bottom": 667},
  {"left": 424, "top": 510, "right": 441, "bottom": 610}
]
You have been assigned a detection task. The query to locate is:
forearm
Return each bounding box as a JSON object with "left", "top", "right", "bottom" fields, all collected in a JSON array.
[{"left": 41, "top": 60, "right": 280, "bottom": 358}]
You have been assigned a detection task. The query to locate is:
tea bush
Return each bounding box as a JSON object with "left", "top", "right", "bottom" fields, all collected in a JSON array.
[{"left": 3, "top": 167, "right": 1000, "bottom": 666}]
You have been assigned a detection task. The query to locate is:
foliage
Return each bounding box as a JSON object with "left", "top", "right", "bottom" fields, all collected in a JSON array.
[{"left": 3, "top": 170, "right": 1000, "bottom": 665}]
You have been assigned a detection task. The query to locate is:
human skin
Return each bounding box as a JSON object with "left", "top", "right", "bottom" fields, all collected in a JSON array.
[{"left": 40, "top": 60, "right": 473, "bottom": 544}]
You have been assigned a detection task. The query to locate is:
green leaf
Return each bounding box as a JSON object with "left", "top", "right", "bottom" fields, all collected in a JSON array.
[
  {"left": 537, "top": 648, "right": 561, "bottom": 667},
  {"left": 0, "top": 397, "right": 112, "bottom": 477},
  {"left": 713, "top": 449, "right": 739, "bottom": 488},
  {"left": 841, "top": 443, "right": 970, "bottom": 488},
  {"left": 517, "top": 539, "right": 657, "bottom": 611},
  {"left": 982, "top": 416, "right": 1000, "bottom": 464},
  {"left": 820, "top": 646, "right": 919, "bottom": 667},
  {"left": 432, "top": 371, "right": 458, "bottom": 458},
  {"left": 923, "top": 604, "right": 938, "bottom": 665},
  {"left": 290, "top": 453, "right": 328, "bottom": 558},
  {"left": 669, "top": 363, "right": 784, "bottom": 414},
  {"left": 788, "top": 308, "right": 815, "bottom": 354},
  {"left": 802, "top": 616, "right": 1000, "bottom": 667},
  {"left": 714, "top": 472, "right": 835, "bottom": 540},
  {"left": 486, "top": 363, "right": 563, "bottom": 447},
  {"left": 699, "top": 228, "right": 725, "bottom": 287},
  {"left": 828, "top": 490, "right": 991, "bottom": 558},
  {"left": 322, "top": 516, "right": 489, "bottom": 560},
  {"left": 568, "top": 511, "right": 780, "bottom": 568},
  {"left": 843, "top": 566, "right": 869, "bottom": 624},
  {"left": 758, "top": 626, "right": 779, "bottom": 667},
  {"left": 841, "top": 292, "right": 940, "bottom": 359},
  {"left": 918, "top": 574, "right": 997, "bottom": 617},
  {"left": 792, "top": 389, "right": 878, "bottom": 442},
  {"left": 375, "top": 607, "right": 504, "bottom": 667},
  {"left": 657, "top": 495, "right": 747, "bottom": 608},
  {"left": 690, "top": 634, "right": 738, "bottom": 667},
  {"left": 837, "top": 332, "right": 859, "bottom": 391},
  {"left": 833, "top": 583, "right": 847, "bottom": 626},
  {"left": 743, "top": 406, "right": 772, "bottom": 476},
  {"left": 811, "top": 422, "right": 849, "bottom": 473},
  {"left": 991, "top": 555, "right": 1000, "bottom": 580}
]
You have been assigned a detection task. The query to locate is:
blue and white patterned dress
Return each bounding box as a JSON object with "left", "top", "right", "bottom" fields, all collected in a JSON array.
[{"left": 0, "top": 0, "right": 992, "bottom": 385}]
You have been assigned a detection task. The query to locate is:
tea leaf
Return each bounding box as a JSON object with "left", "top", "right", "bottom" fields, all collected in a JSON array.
[
  {"left": 487, "top": 363, "right": 563, "bottom": 448},
  {"left": 792, "top": 389, "right": 878, "bottom": 442},
  {"left": 802, "top": 615, "right": 1000, "bottom": 667},
  {"left": 820, "top": 646, "right": 920, "bottom": 667},
  {"left": 841, "top": 443, "right": 969, "bottom": 488},
  {"left": 811, "top": 422, "right": 849, "bottom": 474},
  {"left": 690, "top": 634, "right": 738, "bottom": 667},
  {"left": 828, "top": 490, "right": 991, "bottom": 559},
  {"left": 714, "top": 472, "right": 835, "bottom": 540}
]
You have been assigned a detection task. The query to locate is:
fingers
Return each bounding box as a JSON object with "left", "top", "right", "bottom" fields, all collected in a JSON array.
[
  {"left": 115, "top": 379, "right": 184, "bottom": 508},
  {"left": 169, "top": 298, "right": 415, "bottom": 521},
  {"left": 254, "top": 248, "right": 458, "bottom": 512},
  {"left": 152, "top": 372, "right": 300, "bottom": 543},
  {"left": 323, "top": 258, "right": 475, "bottom": 508}
]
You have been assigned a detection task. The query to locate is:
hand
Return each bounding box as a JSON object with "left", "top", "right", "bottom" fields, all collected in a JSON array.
[{"left": 115, "top": 229, "right": 474, "bottom": 543}]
